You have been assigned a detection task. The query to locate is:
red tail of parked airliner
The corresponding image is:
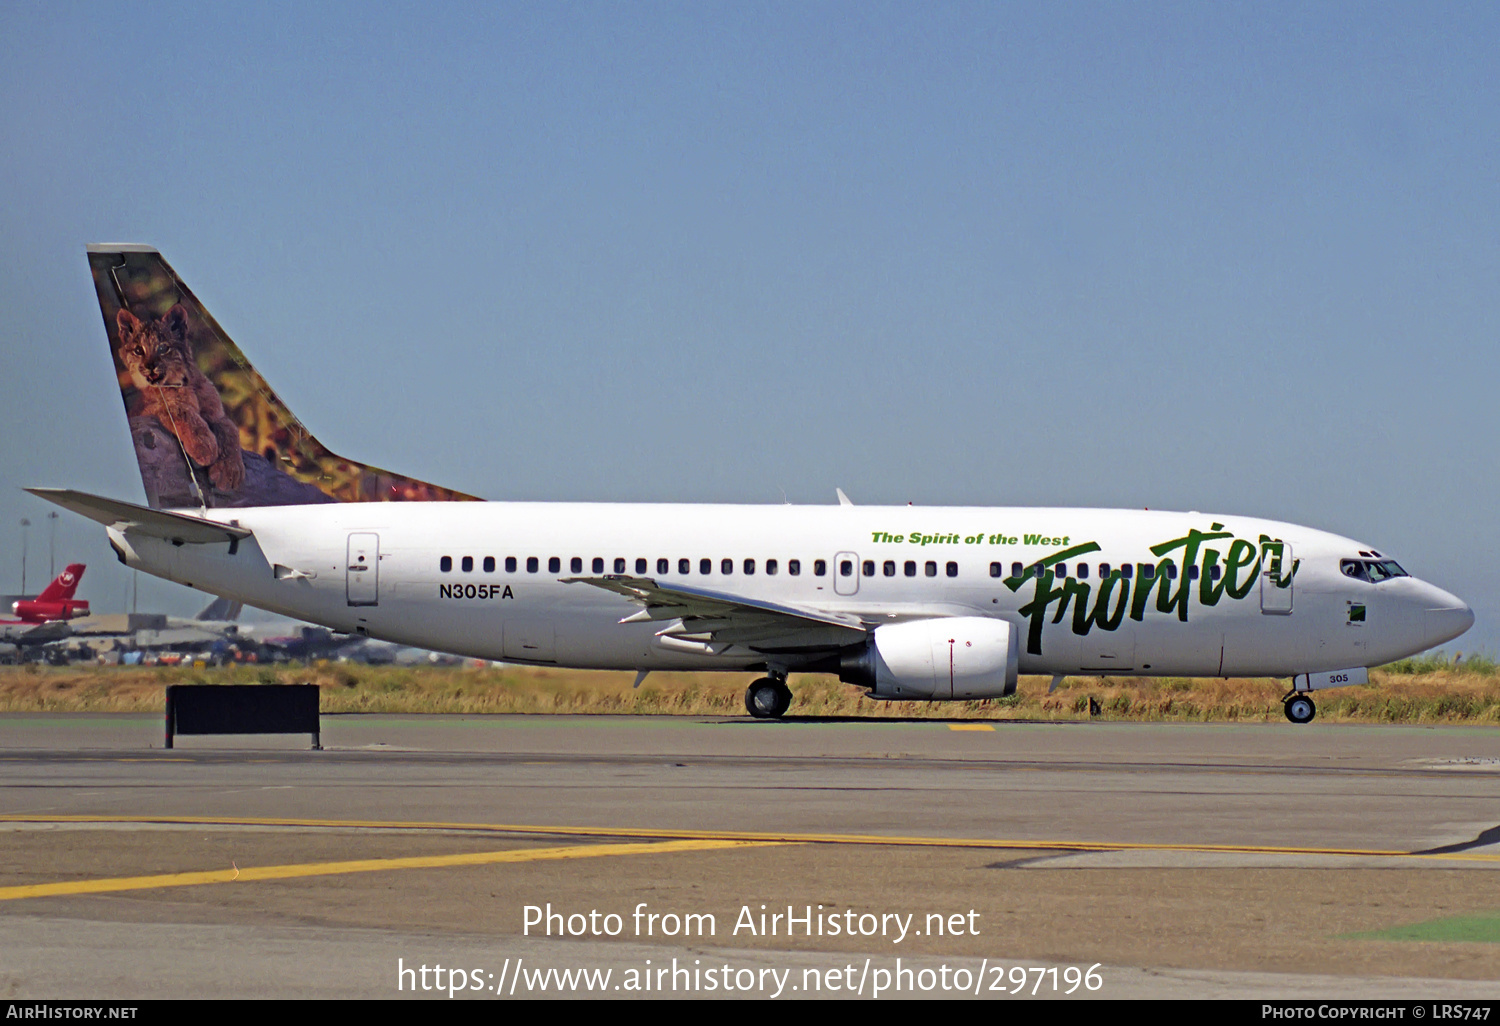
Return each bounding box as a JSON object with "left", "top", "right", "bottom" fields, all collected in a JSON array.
[{"left": 9, "top": 564, "right": 89, "bottom": 623}]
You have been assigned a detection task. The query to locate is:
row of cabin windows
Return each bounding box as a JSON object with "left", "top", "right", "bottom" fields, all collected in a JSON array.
[
  {"left": 440, "top": 555, "right": 823, "bottom": 576},
  {"left": 434, "top": 556, "right": 960, "bottom": 578},
  {"left": 990, "top": 561, "right": 1223, "bottom": 581},
  {"left": 434, "top": 555, "right": 1224, "bottom": 582},
  {"left": 858, "top": 560, "right": 960, "bottom": 578}
]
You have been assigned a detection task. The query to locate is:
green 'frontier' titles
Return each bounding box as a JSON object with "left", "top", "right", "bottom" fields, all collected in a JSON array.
[{"left": 1001, "top": 525, "right": 1296, "bottom": 655}]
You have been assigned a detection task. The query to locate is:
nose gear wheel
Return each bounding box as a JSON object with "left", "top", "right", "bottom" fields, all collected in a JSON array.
[{"left": 1283, "top": 693, "right": 1316, "bottom": 724}]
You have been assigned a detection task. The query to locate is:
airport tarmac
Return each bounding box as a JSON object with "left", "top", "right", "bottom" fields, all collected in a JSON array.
[{"left": 1, "top": 713, "right": 1498, "bottom": 999}]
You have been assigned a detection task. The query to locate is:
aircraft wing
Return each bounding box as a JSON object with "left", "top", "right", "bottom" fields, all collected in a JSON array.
[
  {"left": 563, "top": 575, "right": 868, "bottom": 650},
  {"left": 26, "top": 489, "right": 251, "bottom": 546}
]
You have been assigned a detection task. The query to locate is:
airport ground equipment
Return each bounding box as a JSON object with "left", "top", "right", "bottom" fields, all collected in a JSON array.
[{"left": 164, "top": 683, "right": 321, "bottom": 750}]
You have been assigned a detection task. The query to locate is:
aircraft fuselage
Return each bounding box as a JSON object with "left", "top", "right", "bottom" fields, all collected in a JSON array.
[{"left": 106, "top": 501, "right": 1471, "bottom": 679}]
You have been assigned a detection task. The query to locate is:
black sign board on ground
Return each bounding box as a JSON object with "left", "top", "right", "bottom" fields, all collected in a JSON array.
[{"left": 165, "top": 684, "right": 321, "bottom": 750}]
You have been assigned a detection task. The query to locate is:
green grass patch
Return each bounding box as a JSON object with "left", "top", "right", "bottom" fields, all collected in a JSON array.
[
  {"left": 1345, "top": 913, "right": 1500, "bottom": 944},
  {"left": 4, "top": 662, "right": 1500, "bottom": 721}
]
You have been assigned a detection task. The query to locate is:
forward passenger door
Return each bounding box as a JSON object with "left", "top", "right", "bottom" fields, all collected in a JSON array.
[{"left": 1261, "top": 542, "right": 1293, "bottom": 615}]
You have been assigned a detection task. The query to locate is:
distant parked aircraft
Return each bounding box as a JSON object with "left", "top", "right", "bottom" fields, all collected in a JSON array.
[{"left": 0, "top": 565, "right": 90, "bottom": 649}]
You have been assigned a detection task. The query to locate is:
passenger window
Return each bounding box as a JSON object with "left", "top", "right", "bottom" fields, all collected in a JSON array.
[
  {"left": 926, "top": 561, "right": 937, "bottom": 577},
  {"left": 527, "top": 557, "right": 539, "bottom": 573},
  {"left": 571, "top": 557, "right": 583, "bottom": 573},
  {"left": 1034, "top": 565, "right": 1045, "bottom": 578},
  {"left": 989, "top": 562, "right": 1002, "bottom": 578},
  {"left": 946, "top": 561, "right": 958, "bottom": 578},
  {"left": 907, "top": 561, "right": 918, "bottom": 577},
  {"left": 883, "top": 560, "right": 896, "bottom": 577},
  {"left": 722, "top": 558, "right": 733, "bottom": 575},
  {"left": 1077, "top": 563, "right": 1089, "bottom": 580},
  {"left": 1012, "top": 562, "right": 1023, "bottom": 578},
  {"left": 679, "top": 558, "right": 690, "bottom": 574},
  {"left": 788, "top": 559, "right": 799, "bottom": 576},
  {"left": 700, "top": 558, "right": 711, "bottom": 575},
  {"left": 840, "top": 560, "right": 853, "bottom": 577},
  {"left": 1099, "top": 563, "right": 1110, "bottom": 577},
  {"left": 592, "top": 557, "right": 604, "bottom": 574},
  {"left": 461, "top": 556, "right": 474, "bottom": 573},
  {"left": 1141, "top": 563, "right": 1155, "bottom": 578},
  {"left": 814, "top": 559, "right": 827, "bottom": 576},
  {"left": 440, "top": 556, "right": 452, "bottom": 573},
  {"left": 862, "top": 560, "right": 875, "bottom": 577},
  {"left": 1165, "top": 564, "right": 1177, "bottom": 579},
  {"left": 1211, "top": 565, "right": 1222, "bottom": 580},
  {"left": 1120, "top": 564, "right": 1133, "bottom": 579},
  {"left": 483, "top": 556, "right": 495, "bottom": 573},
  {"left": 744, "top": 558, "right": 755, "bottom": 575},
  {"left": 548, "top": 557, "right": 560, "bottom": 574},
  {"left": 1187, "top": 565, "right": 1199, "bottom": 580},
  {"left": 655, "top": 558, "right": 667, "bottom": 574},
  {"left": 505, "top": 556, "right": 517, "bottom": 573},
  {"left": 615, "top": 557, "right": 627, "bottom": 574},
  {"left": 1053, "top": 563, "right": 1066, "bottom": 579},
  {"left": 767, "top": 559, "right": 779, "bottom": 575}
]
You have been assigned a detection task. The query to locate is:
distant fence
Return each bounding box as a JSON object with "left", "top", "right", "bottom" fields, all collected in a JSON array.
[{"left": 164, "top": 684, "right": 320, "bottom": 750}]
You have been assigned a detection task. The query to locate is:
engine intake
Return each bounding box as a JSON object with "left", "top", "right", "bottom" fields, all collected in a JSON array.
[{"left": 840, "top": 616, "right": 1019, "bottom": 699}]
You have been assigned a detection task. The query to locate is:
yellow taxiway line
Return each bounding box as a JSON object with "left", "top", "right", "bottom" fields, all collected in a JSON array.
[
  {"left": 0, "top": 838, "right": 784, "bottom": 902},
  {"left": 1, "top": 813, "right": 1496, "bottom": 864}
]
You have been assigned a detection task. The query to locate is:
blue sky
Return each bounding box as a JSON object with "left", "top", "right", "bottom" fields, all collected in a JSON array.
[{"left": 1, "top": 2, "right": 1496, "bottom": 650}]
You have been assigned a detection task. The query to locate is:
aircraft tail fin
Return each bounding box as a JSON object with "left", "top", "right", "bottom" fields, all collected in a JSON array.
[
  {"left": 85, "top": 245, "right": 481, "bottom": 509},
  {"left": 197, "top": 596, "right": 243, "bottom": 622},
  {"left": 36, "top": 564, "right": 85, "bottom": 602}
]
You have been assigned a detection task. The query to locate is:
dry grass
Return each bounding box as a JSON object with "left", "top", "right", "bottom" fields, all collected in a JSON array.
[{"left": 1, "top": 662, "right": 1498, "bottom": 723}]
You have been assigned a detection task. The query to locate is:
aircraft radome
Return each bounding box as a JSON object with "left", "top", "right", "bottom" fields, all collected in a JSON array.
[{"left": 30, "top": 245, "right": 1475, "bottom": 724}]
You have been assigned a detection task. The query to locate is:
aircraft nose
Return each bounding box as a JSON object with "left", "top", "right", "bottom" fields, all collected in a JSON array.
[{"left": 1424, "top": 588, "right": 1475, "bottom": 649}]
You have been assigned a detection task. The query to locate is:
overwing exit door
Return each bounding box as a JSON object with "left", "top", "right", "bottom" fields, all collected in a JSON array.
[
  {"left": 347, "top": 533, "right": 379, "bottom": 607},
  {"left": 834, "top": 551, "right": 860, "bottom": 595}
]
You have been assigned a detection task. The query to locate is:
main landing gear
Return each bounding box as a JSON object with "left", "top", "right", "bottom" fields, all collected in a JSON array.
[
  {"left": 745, "top": 674, "right": 793, "bottom": 719},
  {"left": 1283, "top": 691, "right": 1316, "bottom": 725}
]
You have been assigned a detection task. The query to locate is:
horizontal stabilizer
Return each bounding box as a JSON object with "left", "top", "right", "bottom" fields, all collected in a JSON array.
[{"left": 26, "top": 488, "right": 251, "bottom": 546}]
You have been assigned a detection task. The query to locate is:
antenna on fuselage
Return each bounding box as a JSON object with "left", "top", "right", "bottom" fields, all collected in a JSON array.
[{"left": 836, "top": 488, "right": 854, "bottom": 507}]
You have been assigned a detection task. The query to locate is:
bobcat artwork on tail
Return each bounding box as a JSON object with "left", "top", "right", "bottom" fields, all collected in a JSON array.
[
  {"left": 115, "top": 304, "right": 245, "bottom": 493},
  {"left": 88, "top": 245, "right": 478, "bottom": 510}
]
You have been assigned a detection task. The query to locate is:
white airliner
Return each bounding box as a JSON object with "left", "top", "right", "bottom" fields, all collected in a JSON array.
[{"left": 32, "top": 245, "right": 1474, "bottom": 723}]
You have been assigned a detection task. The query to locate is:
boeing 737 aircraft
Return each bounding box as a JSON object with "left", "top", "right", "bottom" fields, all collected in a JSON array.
[{"left": 30, "top": 245, "right": 1474, "bottom": 723}]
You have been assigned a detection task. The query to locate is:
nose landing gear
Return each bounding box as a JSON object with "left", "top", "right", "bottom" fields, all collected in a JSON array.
[
  {"left": 745, "top": 674, "right": 793, "bottom": 719},
  {"left": 1283, "top": 691, "right": 1316, "bottom": 724}
]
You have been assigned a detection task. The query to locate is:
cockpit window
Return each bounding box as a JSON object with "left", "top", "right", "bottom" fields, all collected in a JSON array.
[{"left": 1342, "top": 558, "right": 1408, "bottom": 583}]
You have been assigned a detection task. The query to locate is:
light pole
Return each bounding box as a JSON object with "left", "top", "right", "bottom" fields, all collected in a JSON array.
[
  {"left": 19, "top": 518, "right": 29, "bottom": 594},
  {"left": 48, "top": 511, "right": 58, "bottom": 579}
]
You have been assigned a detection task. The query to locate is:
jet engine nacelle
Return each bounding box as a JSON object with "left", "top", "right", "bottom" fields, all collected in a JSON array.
[{"left": 839, "top": 616, "right": 1019, "bottom": 699}]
